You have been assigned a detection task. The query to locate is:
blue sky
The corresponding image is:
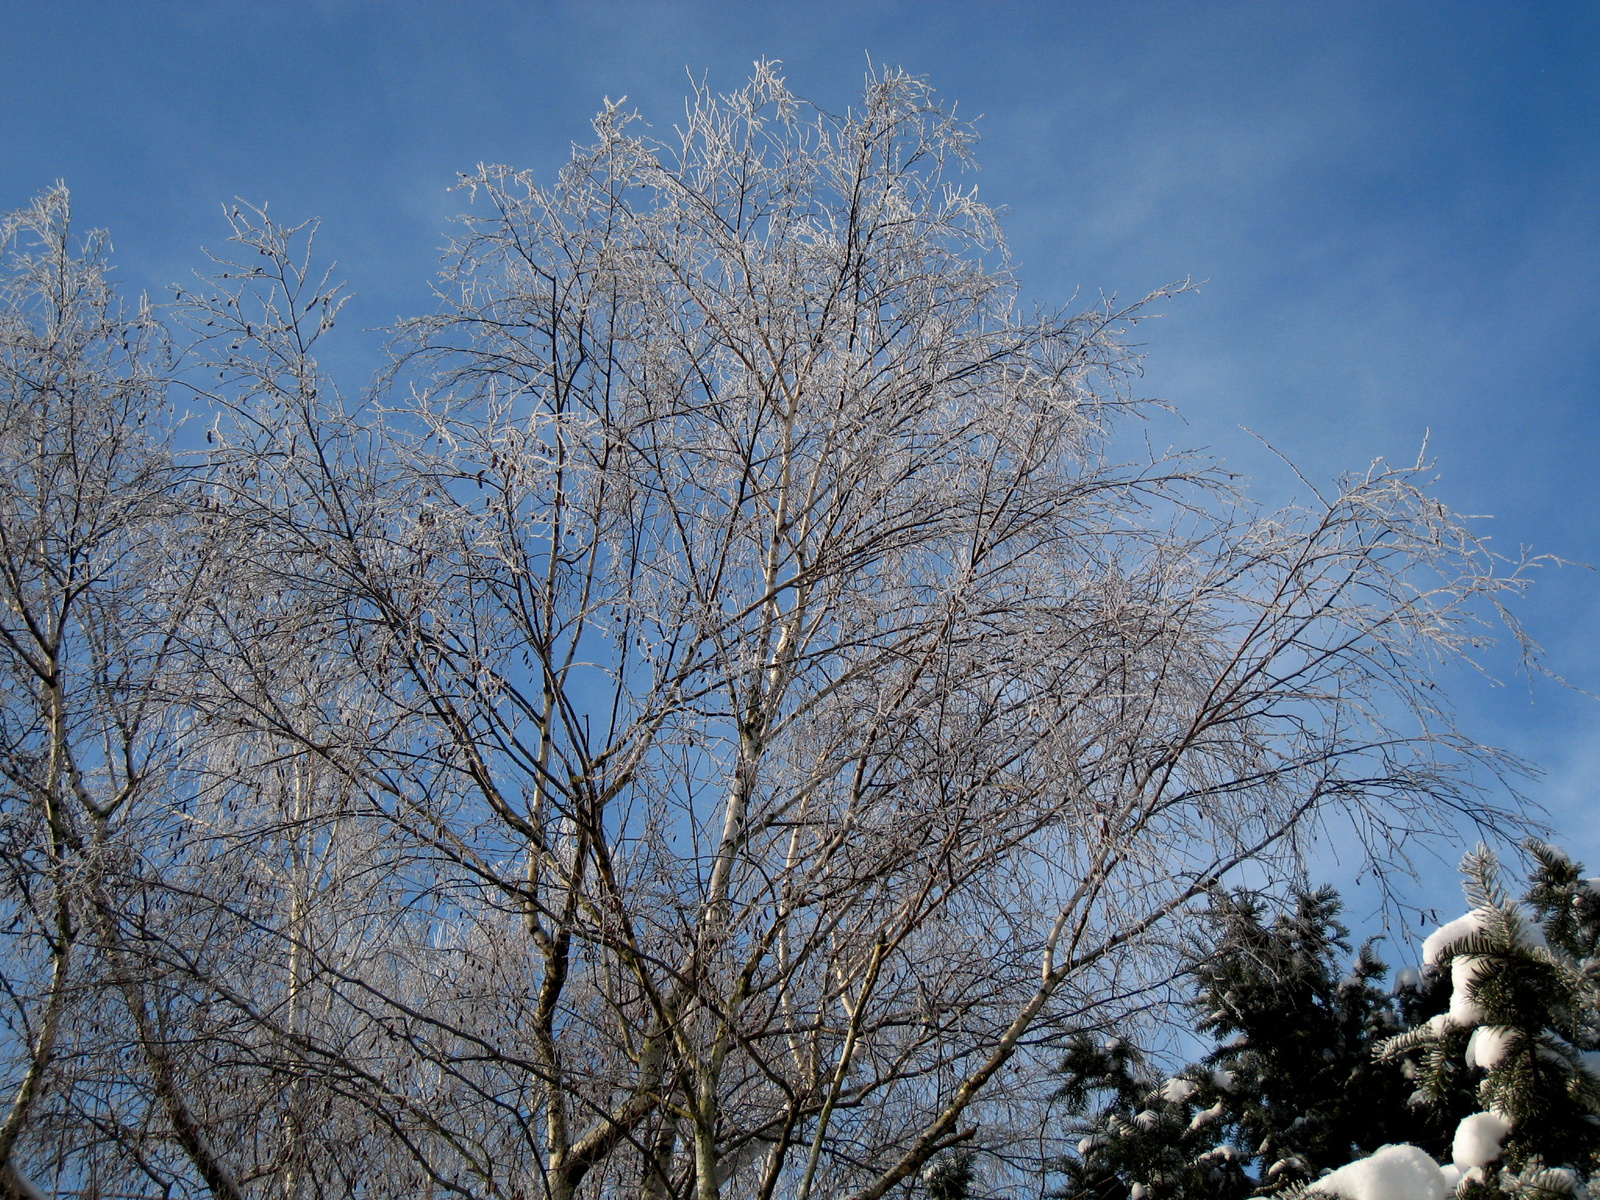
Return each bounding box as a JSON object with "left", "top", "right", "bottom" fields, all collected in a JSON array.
[{"left": 4, "top": 1, "right": 1598, "bottom": 937}]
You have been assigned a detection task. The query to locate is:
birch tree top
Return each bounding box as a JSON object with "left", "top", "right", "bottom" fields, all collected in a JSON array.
[{"left": 3, "top": 7, "right": 1594, "bottom": 892}]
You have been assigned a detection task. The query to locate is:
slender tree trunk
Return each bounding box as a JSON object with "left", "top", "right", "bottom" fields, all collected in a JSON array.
[
  {"left": 0, "top": 677, "right": 78, "bottom": 1184},
  {"left": 0, "top": 1161, "right": 48, "bottom": 1200},
  {"left": 281, "top": 756, "right": 314, "bottom": 1200}
]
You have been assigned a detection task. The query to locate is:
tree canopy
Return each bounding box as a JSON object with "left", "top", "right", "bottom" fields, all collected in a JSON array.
[{"left": 0, "top": 65, "right": 1547, "bottom": 1200}]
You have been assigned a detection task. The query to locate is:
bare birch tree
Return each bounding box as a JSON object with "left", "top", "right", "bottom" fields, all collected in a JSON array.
[
  {"left": 165, "top": 64, "right": 1539, "bottom": 1200},
  {"left": 0, "top": 64, "right": 1546, "bottom": 1200}
]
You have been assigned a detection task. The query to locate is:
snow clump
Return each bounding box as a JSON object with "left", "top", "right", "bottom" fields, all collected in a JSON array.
[
  {"left": 1451, "top": 1112, "right": 1511, "bottom": 1170},
  {"left": 1161, "top": 1077, "right": 1197, "bottom": 1104},
  {"left": 1424, "top": 905, "right": 1546, "bottom": 967},
  {"left": 1423, "top": 910, "right": 1492, "bottom": 966},
  {"left": 1464, "top": 1026, "right": 1516, "bottom": 1071},
  {"left": 1308, "top": 1143, "right": 1449, "bottom": 1200},
  {"left": 1417, "top": 1013, "right": 1454, "bottom": 1039},
  {"left": 1447, "top": 957, "right": 1488, "bottom": 1027}
]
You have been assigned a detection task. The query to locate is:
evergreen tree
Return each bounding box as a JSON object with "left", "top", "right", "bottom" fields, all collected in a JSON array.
[
  {"left": 1377, "top": 845, "right": 1600, "bottom": 1198},
  {"left": 1192, "top": 887, "right": 1427, "bottom": 1187},
  {"left": 1052, "top": 1034, "right": 1250, "bottom": 1200},
  {"left": 1053, "top": 887, "right": 1417, "bottom": 1200},
  {"left": 1055, "top": 847, "right": 1600, "bottom": 1200}
]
